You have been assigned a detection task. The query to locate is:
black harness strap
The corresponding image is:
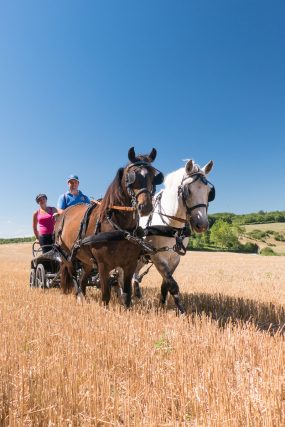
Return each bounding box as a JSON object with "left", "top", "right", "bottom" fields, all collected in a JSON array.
[
  {"left": 144, "top": 225, "right": 191, "bottom": 238},
  {"left": 68, "top": 202, "right": 99, "bottom": 262},
  {"left": 144, "top": 224, "right": 191, "bottom": 256}
]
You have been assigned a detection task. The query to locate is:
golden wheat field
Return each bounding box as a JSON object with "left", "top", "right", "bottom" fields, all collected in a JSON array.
[{"left": 1, "top": 244, "right": 285, "bottom": 426}]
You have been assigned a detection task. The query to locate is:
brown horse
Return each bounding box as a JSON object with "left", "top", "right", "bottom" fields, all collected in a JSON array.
[{"left": 54, "top": 147, "right": 164, "bottom": 307}]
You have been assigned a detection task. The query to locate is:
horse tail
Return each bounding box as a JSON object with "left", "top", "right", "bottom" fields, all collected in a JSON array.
[{"left": 60, "top": 264, "right": 74, "bottom": 294}]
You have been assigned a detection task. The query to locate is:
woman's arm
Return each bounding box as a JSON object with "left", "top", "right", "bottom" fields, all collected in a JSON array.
[{"left": 32, "top": 211, "right": 39, "bottom": 240}]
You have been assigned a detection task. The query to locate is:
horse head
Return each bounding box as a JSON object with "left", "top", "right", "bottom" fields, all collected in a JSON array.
[
  {"left": 180, "top": 159, "right": 215, "bottom": 233},
  {"left": 99, "top": 147, "right": 164, "bottom": 222},
  {"left": 125, "top": 147, "right": 164, "bottom": 216}
]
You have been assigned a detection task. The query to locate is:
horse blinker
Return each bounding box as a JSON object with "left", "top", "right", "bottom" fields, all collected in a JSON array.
[
  {"left": 208, "top": 186, "right": 215, "bottom": 202},
  {"left": 126, "top": 171, "right": 136, "bottom": 185},
  {"left": 153, "top": 172, "right": 164, "bottom": 186}
]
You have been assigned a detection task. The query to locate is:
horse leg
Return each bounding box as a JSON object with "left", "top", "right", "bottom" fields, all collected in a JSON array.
[
  {"left": 109, "top": 267, "right": 124, "bottom": 299},
  {"left": 132, "top": 257, "right": 145, "bottom": 299},
  {"left": 122, "top": 272, "right": 134, "bottom": 308},
  {"left": 154, "top": 254, "right": 185, "bottom": 314},
  {"left": 78, "top": 264, "right": 93, "bottom": 297},
  {"left": 165, "top": 273, "right": 185, "bottom": 314},
  {"left": 160, "top": 279, "right": 168, "bottom": 306},
  {"left": 98, "top": 262, "right": 111, "bottom": 306}
]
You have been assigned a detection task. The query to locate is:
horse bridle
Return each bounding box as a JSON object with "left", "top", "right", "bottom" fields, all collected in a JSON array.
[
  {"left": 125, "top": 161, "right": 164, "bottom": 208},
  {"left": 152, "top": 172, "right": 215, "bottom": 225},
  {"left": 178, "top": 172, "right": 215, "bottom": 215}
]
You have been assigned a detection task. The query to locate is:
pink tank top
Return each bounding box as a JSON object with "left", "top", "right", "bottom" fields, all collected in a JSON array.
[{"left": 37, "top": 208, "right": 55, "bottom": 235}]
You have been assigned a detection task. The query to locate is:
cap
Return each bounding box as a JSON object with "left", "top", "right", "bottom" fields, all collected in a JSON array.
[
  {"left": 35, "top": 194, "right": 47, "bottom": 203},
  {"left": 67, "top": 175, "right": 79, "bottom": 182}
]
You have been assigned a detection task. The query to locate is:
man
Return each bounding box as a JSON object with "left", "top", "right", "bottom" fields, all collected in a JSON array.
[{"left": 57, "top": 175, "right": 90, "bottom": 214}]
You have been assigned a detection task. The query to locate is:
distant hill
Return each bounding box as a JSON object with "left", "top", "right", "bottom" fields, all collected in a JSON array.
[
  {"left": 240, "top": 223, "right": 285, "bottom": 255},
  {"left": 210, "top": 211, "right": 285, "bottom": 225}
]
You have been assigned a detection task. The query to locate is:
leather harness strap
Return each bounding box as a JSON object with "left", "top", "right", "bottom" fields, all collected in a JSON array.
[
  {"left": 92, "top": 199, "right": 136, "bottom": 212},
  {"left": 158, "top": 211, "right": 189, "bottom": 224}
]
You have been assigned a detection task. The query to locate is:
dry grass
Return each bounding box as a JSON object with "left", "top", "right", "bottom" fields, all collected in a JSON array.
[
  {"left": 244, "top": 223, "right": 285, "bottom": 233},
  {"left": 1, "top": 243, "right": 285, "bottom": 426}
]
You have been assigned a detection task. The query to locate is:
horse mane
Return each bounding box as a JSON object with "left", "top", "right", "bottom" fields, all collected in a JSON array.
[{"left": 98, "top": 167, "right": 128, "bottom": 221}]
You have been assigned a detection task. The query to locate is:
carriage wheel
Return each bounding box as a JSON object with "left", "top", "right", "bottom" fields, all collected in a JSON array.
[
  {"left": 29, "top": 269, "right": 36, "bottom": 288},
  {"left": 35, "top": 264, "right": 46, "bottom": 288}
]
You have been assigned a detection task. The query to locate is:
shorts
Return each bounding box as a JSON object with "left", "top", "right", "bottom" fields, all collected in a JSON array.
[{"left": 39, "top": 234, "right": 54, "bottom": 253}]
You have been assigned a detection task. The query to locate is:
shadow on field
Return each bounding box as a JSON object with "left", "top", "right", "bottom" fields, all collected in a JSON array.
[
  {"left": 86, "top": 286, "right": 285, "bottom": 335},
  {"left": 181, "top": 291, "right": 285, "bottom": 335},
  {"left": 134, "top": 287, "right": 285, "bottom": 335}
]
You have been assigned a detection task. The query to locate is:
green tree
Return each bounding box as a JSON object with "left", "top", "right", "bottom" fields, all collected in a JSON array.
[{"left": 210, "top": 220, "right": 240, "bottom": 249}]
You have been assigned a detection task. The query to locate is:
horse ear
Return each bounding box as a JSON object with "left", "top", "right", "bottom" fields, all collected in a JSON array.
[
  {"left": 148, "top": 148, "right": 157, "bottom": 162},
  {"left": 185, "top": 159, "right": 194, "bottom": 175},
  {"left": 202, "top": 160, "right": 214, "bottom": 175},
  {"left": 128, "top": 147, "right": 136, "bottom": 163}
]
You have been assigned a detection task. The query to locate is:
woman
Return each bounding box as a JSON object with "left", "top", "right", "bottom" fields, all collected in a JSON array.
[{"left": 33, "top": 194, "right": 57, "bottom": 253}]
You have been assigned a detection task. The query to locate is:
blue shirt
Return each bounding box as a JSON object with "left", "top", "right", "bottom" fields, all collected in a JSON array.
[{"left": 57, "top": 190, "right": 90, "bottom": 210}]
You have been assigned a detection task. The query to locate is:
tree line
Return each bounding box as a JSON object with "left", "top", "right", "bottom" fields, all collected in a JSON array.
[
  {"left": 210, "top": 210, "right": 285, "bottom": 225},
  {"left": 0, "top": 237, "right": 35, "bottom": 245}
]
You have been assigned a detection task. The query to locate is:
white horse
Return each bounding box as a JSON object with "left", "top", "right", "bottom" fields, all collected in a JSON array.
[{"left": 132, "top": 159, "right": 215, "bottom": 313}]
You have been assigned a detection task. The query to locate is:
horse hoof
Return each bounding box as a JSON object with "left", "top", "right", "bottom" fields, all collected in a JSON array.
[{"left": 121, "top": 293, "right": 131, "bottom": 309}]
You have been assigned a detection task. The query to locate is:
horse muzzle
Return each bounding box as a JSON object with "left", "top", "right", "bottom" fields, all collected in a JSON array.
[
  {"left": 190, "top": 218, "right": 209, "bottom": 234},
  {"left": 133, "top": 188, "right": 153, "bottom": 216},
  {"left": 138, "top": 200, "right": 153, "bottom": 216}
]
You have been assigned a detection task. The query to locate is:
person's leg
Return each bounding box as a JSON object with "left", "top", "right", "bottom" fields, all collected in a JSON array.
[{"left": 39, "top": 234, "right": 53, "bottom": 253}]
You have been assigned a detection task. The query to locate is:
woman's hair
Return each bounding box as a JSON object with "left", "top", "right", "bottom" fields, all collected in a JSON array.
[{"left": 35, "top": 194, "right": 47, "bottom": 203}]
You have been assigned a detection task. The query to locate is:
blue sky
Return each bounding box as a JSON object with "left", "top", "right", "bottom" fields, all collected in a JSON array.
[{"left": 1, "top": 0, "right": 284, "bottom": 237}]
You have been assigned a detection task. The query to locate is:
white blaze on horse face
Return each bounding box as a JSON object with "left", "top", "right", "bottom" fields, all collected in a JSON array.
[{"left": 135, "top": 167, "right": 153, "bottom": 217}]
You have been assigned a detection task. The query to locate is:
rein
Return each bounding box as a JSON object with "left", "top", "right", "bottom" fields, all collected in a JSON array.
[
  {"left": 105, "top": 211, "right": 157, "bottom": 255},
  {"left": 152, "top": 192, "right": 190, "bottom": 226},
  {"left": 92, "top": 199, "right": 136, "bottom": 212},
  {"left": 157, "top": 211, "right": 189, "bottom": 224}
]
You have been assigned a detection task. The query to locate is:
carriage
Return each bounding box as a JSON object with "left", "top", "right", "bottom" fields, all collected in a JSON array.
[{"left": 29, "top": 242, "right": 99, "bottom": 289}]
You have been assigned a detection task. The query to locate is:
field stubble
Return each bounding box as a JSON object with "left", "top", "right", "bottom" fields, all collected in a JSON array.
[{"left": 1, "top": 244, "right": 285, "bottom": 426}]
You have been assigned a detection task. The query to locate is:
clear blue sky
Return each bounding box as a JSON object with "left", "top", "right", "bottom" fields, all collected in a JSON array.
[{"left": 1, "top": 0, "right": 284, "bottom": 237}]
